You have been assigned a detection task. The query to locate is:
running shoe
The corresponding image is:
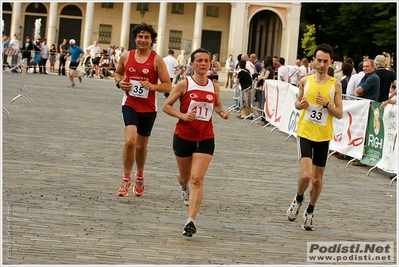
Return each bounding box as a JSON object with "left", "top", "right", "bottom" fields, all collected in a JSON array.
[
  {"left": 180, "top": 185, "right": 189, "bottom": 207},
  {"left": 133, "top": 174, "right": 145, "bottom": 196},
  {"left": 116, "top": 178, "right": 131, "bottom": 197},
  {"left": 182, "top": 219, "right": 196, "bottom": 237},
  {"left": 302, "top": 211, "right": 315, "bottom": 231},
  {"left": 286, "top": 197, "right": 303, "bottom": 221},
  {"left": 68, "top": 84, "right": 76, "bottom": 88}
]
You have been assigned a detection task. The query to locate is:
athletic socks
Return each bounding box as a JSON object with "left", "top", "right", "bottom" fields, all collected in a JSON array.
[
  {"left": 306, "top": 204, "right": 315, "bottom": 214},
  {"left": 296, "top": 193, "right": 304, "bottom": 203}
]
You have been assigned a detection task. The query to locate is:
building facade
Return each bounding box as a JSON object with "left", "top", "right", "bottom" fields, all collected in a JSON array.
[{"left": 2, "top": 2, "right": 301, "bottom": 65}]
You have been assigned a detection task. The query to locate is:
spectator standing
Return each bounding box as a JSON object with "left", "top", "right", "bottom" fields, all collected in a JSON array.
[
  {"left": 175, "top": 50, "right": 188, "bottom": 84},
  {"left": 286, "top": 43, "right": 343, "bottom": 231},
  {"left": 256, "top": 55, "right": 274, "bottom": 125},
  {"left": 2, "top": 34, "right": 10, "bottom": 66},
  {"left": 288, "top": 59, "right": 301, "bottom": 86},
  {"left": 374, "top": 55, "right": 396, "bottom": 102},
  {"left": 32, "top": 38, "right": 41, "bottom": 74},
  {"left": 114, "top": 23, "right": 172, "bottom": 198},
  {"left": 86, "top": 40, "right": 101, "bottom": 78},
  {"left": 241, "top": 54, "right": 257, "bottom": 76},
  {"left": 39, "top": 38, "right": 49, "bottom": 74},
  {"left": 235, "top": 59, "right": 253, "bottom": 119},
  {"left": 250, "top": 53, "right": 262, "bottom": 73},
  {"left": 9, "top": 33, "right": 20, "bottom": 71},
  {"left": 340, "top": 63, "right": 353, "bottom": 95},
  {"left": 163, "top": 49, "right": 178, "bottom": 98},
  {"left": 297, "top": 58, "right": 311, "bottom": 80},
  {"left": 49, "top": 44, "right": 57, "bottom": 73},
  {"left": 225, "top": 54, "right": 236, "bottom": 89},
  {"left": 273, "top": 56, "right": 280, "bottom": 79},
  {"left": 21, "top": 36, "right": 33, "bottom": 70},
  {"left": 353, "top": 59, "right": 380, "bottom": 101},
  {"left": 207, "top": 53, "right": 222, "bottom": 83},
  {"left": 59, "top": 39, "right": 69, "bottom": 76},
  {"left": 346, "top": 61, "right": 365, "bottom": 97},
  {"left": 162, "top": 47, "right": 230, "bottom": 237},
  {"left": 277, "top": 57, "right": 290, "bottom": 83},
  {"left": 99, "top": 49, "right": 111, "bottom": 79}
]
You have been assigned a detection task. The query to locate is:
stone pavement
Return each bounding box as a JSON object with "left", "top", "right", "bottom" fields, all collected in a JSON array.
[{"left": 2, "top": 70, "right": 397, "bottom": 265}]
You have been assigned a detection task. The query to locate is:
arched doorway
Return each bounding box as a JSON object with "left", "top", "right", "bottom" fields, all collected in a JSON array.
[
  {"left": 58, "top": 5, "right": 83, "bottom": 47},
  {"left": 2, "top": 3, "right": 12, "bottom": 36},
  {"left": 24, "top": 3, "right": 47, "bottom": 40},
  {"left": 248, "top": 10, "right": 282, "bottom": 59}
]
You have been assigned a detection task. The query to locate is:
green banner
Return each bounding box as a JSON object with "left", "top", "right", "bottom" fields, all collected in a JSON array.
[{"left": 361, "top": 102, "right": 385, "bottom": 166}]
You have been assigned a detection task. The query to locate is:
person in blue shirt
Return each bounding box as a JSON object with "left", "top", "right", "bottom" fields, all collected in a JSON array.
[
  {"left": 353, "top": 59, "right": 380, "bottom": 101},
  {"left": 65, "top": 39, "right": 84, "bottom": 88}
]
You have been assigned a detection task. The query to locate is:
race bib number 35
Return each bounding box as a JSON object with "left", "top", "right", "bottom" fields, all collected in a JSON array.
[
  {"left": 128, "top": 80, "right": 149, "bottom": 99},
  {"left": 305, "top": 103, "right": 328, "bottom": 126}
]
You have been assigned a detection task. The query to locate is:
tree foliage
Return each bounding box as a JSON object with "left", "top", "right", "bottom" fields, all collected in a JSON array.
[
  {"left": 301, "top": 24, "right": 317, "bottom": 58},
  {"left": 298, "top": 3, "right": 397, "bottom": 66}
]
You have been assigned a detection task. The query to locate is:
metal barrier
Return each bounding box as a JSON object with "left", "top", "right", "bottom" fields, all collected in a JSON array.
[{"left": 10, "top": 58, "right": 33, "bottom": 106}]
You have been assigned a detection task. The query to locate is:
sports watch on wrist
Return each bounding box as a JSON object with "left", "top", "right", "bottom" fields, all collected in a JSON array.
[
  {"left": 323, "top": 102, "right": 331, "bottom": 109},
  {"left": 116, "top": 79, "right": 122, "bottom": 88}
]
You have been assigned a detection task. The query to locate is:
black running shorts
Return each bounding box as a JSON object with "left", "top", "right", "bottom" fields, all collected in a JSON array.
[
  {"left": 173, "top": 134, "right": 215, "bottom": 157},
  {"left": 122, "top": 105, "right": 157, "bottom": 137},
  {"left": 69, "top": 62, "right": 79, "bottom": 70},
  {"left": 297, "top": 136, "right": 330, "bottom": 167}
]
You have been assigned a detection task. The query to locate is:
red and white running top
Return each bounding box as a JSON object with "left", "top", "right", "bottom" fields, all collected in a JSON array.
[
  {"left": 174, "top": 76, "right": 216, "bottom": 141},
  {"left": 122, "top": 50, "right": 158, "bottom": 112}
]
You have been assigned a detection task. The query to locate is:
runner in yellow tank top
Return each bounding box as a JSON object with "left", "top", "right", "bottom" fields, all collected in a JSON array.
[
  {"left": 286, "top": 44, "right": 343, "bottom": 231},
  {"left": 297, "top": 74, "right": 337, "bottom": 142}
]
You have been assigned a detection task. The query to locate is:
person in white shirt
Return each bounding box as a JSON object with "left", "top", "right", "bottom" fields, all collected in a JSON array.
[
  {"left": 242, "top": 54, "right": 257, "bottom": 76},
  {"left": 225, "top": 54, "right": 236, "bottom": 89},
  {"left": 297, "top": 58, "right": 311, "bottom": 80},
  {"left": 163, "top": 49, "right": 178, "bottom": 98},
  {"left": 288, "top": 59, "right": 301, "bottom": 86},
  {"left": 346, "top": 61, "right": 365, "bottom": 97},
  {"left": 39, "top": 38, "right": 49, "bottom": 74},
  {"left": 86, "top": 40, "right": 101, "bottom": 78},
  {"left": 9, "top": 33, "right": 20, "bottom": 69},
  {"left": 277, "top": 57, "right": 290, "bottom": 83}
]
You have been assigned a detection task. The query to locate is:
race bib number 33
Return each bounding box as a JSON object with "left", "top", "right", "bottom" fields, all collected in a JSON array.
[
  {"left": 305, "top": 103, "right": 328, "bottom": 126},
  {"left": 128, "top": 80, "right": 149, "bottom": 99}
]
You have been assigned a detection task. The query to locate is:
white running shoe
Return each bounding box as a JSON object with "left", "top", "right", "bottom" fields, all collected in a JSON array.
[
  {"left": 286, "top": 197, "right": 303, "bottom": 221},
  {"left": 180, "top": 185, "right": 189, "bottom": 207},
  {"left": 302, "top": 211, "right": 315, "bottom": 231}
]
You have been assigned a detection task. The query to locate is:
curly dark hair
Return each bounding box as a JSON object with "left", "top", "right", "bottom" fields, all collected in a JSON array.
[
  {"left": 314, "top": 43, "right": 334, "bottom": 60},
  {"left": 131, "top": 22, "right": 157, "bottom": 47}
]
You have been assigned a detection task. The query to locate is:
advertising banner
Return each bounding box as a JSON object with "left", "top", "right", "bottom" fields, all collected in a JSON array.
[
  {"left": 375, "top": 103, "right": 398, "bottom": 174},
  {"left": 330, "top": 99, "right": 371, "bottom": 159}
]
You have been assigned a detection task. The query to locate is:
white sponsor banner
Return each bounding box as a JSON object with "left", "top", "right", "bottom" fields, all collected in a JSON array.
[
  {"left": 307, "top": 242, "right": 394, "bottom": 263},
  {"left": 263, "top": 80, "right": 289, "bottom": 129},
  {"left": 278, "top": 83, "right": 300, "bottom": 137},
  {"left": 330, "top": 99, "right": 371, "bottom": 159},
  {"left": 376, "top": 104, "right": 398, "bottom": 173}
]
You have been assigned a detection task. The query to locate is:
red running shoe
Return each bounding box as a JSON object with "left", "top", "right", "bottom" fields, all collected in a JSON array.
[
  {"left": 116, "top": 178, "right": 131, "bottom": 197},
  {"left": 133, "top": 174, "right": 145, "bottom": 196}
]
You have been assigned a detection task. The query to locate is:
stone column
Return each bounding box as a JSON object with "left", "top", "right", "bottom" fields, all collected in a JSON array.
[
  {"left": 156, "top": 2, "right": 168, "bottom": 56},
  {"left": 47, "top": 2, "right": 58, "bottom": 46},
  {"left": 229, "top": 2, "right": 247, "bottom": 57},
  {"left": 192, "top": 3, "right": 204, "bottom": 51},
  {"left": 120, "top": 2, "right": 131, "bottom": 50},
  {"left": 285, "top": 3, "right": 301, "bottom": 65},
  {"left": 83, "top": 2, "right": 95, "bottom": 50},
  {"left": 10, "top": 2, "right": 21, "bottom": 38}
]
